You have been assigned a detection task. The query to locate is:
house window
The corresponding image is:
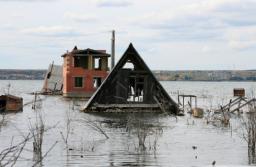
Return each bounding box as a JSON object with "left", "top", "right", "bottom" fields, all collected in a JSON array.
[
  {"left": 74, "top": 77, "right": 83, "bottom": 88},
  {"left": 93, "top": 77, "right": 101, "bottom": 88}
]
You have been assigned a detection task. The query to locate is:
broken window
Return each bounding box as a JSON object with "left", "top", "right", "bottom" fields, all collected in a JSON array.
[
  {"left": 93, "top": 77, "right": 102, "bottom": 88},
  {"left": 123, "top": 61, "right": 134, "bottom": 70},
  {"left": 94, "top": 58, "right": 101, "bottom": 70},
  {"left": 74, "top": 56, "right": 88, "bottom": 69},
  {"left": 127, "top": 77, "right": 144, "bottom": 102},
  {"left": 74, "top": 77, "right": 83, "bottom": 88}
]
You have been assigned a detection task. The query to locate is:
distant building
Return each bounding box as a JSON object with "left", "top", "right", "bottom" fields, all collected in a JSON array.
[{"left": 62, "top": 46, "right": 110, "bottom": 98}]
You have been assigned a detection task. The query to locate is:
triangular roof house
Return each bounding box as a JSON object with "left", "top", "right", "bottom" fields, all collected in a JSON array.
[{"left": 83, "top": 43, "right": 178, "bottom": 114}]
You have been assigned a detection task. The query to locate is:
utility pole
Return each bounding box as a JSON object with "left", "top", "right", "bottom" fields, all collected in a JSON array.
[{"left": 111, "top": 30, "right": 115, "bottom": 70}]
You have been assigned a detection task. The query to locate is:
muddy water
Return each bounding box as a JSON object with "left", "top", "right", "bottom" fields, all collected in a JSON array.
[{"left": 0, "top": 80, "right": 256, "bottom": 167}]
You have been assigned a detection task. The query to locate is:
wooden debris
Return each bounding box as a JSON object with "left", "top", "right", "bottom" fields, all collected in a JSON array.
[
  {"left": 41, "top": 62, "right": 63, "bottom": 95},
  {"left": 216, "top": 96, "right": 256, "bottom": 114},
  {"left": 192, "top": 107, "right": 204, "bottom": 118},
  {"left": 178, "top": 94, "right": 197, "bottom": 112}
]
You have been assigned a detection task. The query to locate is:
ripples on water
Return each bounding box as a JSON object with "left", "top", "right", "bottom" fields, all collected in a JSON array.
[{"left": 1, "top": 80, "right": 256, "bottom": 167}]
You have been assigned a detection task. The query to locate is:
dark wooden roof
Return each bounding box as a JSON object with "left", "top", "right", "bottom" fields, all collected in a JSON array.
[
  {"left": 83, "top": 43, "right": 178, "bottom": 114},
  {"left": 0, "top": 94, "right": 22, "bottom": 100},
  {"left": 62, "top": 46, "right": 110, "bottom": 57}
]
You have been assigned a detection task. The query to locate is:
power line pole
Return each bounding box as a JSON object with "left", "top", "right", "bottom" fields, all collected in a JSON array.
[{"left": 111, "top": 30, "right": 115, "bottom": 70}]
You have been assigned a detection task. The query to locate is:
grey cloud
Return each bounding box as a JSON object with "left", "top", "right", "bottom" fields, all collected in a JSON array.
[
  {"left": 21, "top": 26, "right": 82, "bottom": 38},
  {"left": 214, "top": 1, "right": 256, "bottom": 27},
  {"left": 64, "top": 12, "right": 98, "bottom": 22},
  {"left": 134, "top": 0, "right": 256, "bottom": 44},
  {"left": 97, "top": 0, "right": 132, "bottom": 7},
  {"left": 142, "top": 15, "right": 225, "bottom": 43},
  {"left": 5, "top": 0, "right": 55, "bottom": 1}
]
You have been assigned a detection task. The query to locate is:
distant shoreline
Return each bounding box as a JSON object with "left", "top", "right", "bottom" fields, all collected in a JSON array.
[{"left": 1, "top": 69, "right": 256, "bottom": 81}]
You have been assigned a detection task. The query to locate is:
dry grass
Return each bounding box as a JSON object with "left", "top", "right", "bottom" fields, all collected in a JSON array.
[
  {"left": 126, "top": 114, "right": 163, "bottom": 152},
  {"left": 0, "top": 134, "right": 30, "bottom": 167},
  {"left": 241, "top": 109, "right": 256, "bottom": 164}
]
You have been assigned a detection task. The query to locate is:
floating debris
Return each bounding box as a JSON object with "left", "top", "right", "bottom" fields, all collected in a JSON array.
[
  {"left": 192, "top": 108, "right": 204, "bottom": 118},
  {"left": 192, "top": 146, "right": 197, "bottom": 150},
  {"left": 41, "top": 62, "right": 63, "bottom": 95}
]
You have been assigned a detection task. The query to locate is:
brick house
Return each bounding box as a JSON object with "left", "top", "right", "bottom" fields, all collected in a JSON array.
[{"left": 62, "top": 46, "right": 110, "bottom": 98}]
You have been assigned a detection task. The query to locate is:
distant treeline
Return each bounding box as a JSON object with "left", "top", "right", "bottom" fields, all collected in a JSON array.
[
  {"left": 1, "top": 69, "right": 256, "bottom": 81},
  {"left": 0, "top": 69, "right": 46, "bottom": 80},
  {"left": 153, "top": 70, "right": 256, "bottom": 81}
]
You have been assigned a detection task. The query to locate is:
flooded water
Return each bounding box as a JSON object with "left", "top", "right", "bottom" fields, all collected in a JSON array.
[{"left": 1, "top": 80, "right": 256, "bottom": 167}]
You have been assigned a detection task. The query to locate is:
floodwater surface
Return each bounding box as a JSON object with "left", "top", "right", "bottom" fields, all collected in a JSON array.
[{"left": 0, "top": 80, "right": 256, "bottom": 167}]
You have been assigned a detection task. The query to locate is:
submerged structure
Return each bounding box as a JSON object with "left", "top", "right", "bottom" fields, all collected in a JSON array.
[
  {"left": 62, "top": 46, "right": 110, "bottom": 98},
  {"left": 83, "top": 43, "right": 178, "bottom": 114},
  {"left": 42, "top": 63, "right": 63, "bottom": 95},
  {"left": 0, "top": 95, "right": 23, "bottom": 112}
]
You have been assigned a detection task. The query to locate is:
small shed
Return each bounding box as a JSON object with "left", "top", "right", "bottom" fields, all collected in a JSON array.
[
  {"left": 83, "top": 43, "right": 178, "bottom": 114},
  {"left": 0, "top": 95, "right": 23, "bottom": 112},
  {"left": 233, "top": 88, "right": 245, "bottom": 97}
]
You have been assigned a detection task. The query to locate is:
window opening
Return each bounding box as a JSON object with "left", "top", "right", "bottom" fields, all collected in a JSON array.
[
  {"left": 74, "top": 56, "right": 88, "bottom": 69},
  {"left": 74, "top": 77, "right": 83, "bottom": 87},
  {"left": 127, "top": 77, "right": 144, "bottom": 102},
  {"left": 94, "top": 58, "right": 101, "bottom": 70},
  {"left": 123, "top": 62, "right": 134, "bottom": 70},
  {"left": 93, "top": 77, "right": 102, "bottom": 88}
]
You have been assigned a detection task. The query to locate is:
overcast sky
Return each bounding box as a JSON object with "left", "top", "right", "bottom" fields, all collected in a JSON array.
[{"left": 0, "top": 0, "right": 256, "bottom": 70}]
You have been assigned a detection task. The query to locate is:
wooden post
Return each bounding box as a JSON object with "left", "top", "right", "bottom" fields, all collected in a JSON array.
[
  {"left": 54, "top": 83, "right": 57, "bottom": 92},
  {"left": 190, "top": 97, "right": 192, "bottom": 108},
  {"left": 182, "top": 96, "right": 184, "bottom": 111},
  {"left": 237, "top": 97, "right": 241, "bottom": 113},
  {"left": 32, "top": 92, "right": 37, "bottom": 110},
  {"left": 228, "top": 99, "right": 232, "bottom": 111},
  {"left": 195, "top": 97, "right": 197, "bottom": 108}
]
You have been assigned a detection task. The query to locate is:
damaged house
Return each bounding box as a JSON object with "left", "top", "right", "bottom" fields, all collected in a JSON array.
[
  {"left": 83, "top": 43, "right": 178, "bottom": 114},
  {"left": 62, "top": 46, "right": 110, "bottom": 98},
  {"left": 41, "top": 46, "right": 111, "bottom": 98}
]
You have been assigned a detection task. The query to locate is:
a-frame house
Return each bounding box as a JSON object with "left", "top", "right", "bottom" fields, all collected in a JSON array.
[{"left": 83, "top": 43, "right": 178, "bottom": 114}]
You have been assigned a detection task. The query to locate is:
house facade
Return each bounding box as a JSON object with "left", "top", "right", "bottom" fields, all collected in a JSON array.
[{"left": 62, "top": 46, "right": 110, "bottom": 98}]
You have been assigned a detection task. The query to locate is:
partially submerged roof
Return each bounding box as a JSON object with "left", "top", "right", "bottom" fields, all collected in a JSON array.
[
  {"left": 83, "top": 43, "right": 178, "bottom": 114},
  {"left": 0, "top": 94, "right": 23, "bottom": 112},
  {"left": 0, "top": 94, "right": 22, "bottom": 100},
  {"left": 62, "top": 46, "right": 111, "bottom": 57},
  {"left": 41, "top": 63, "right": 63, "bottom": 94}
]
